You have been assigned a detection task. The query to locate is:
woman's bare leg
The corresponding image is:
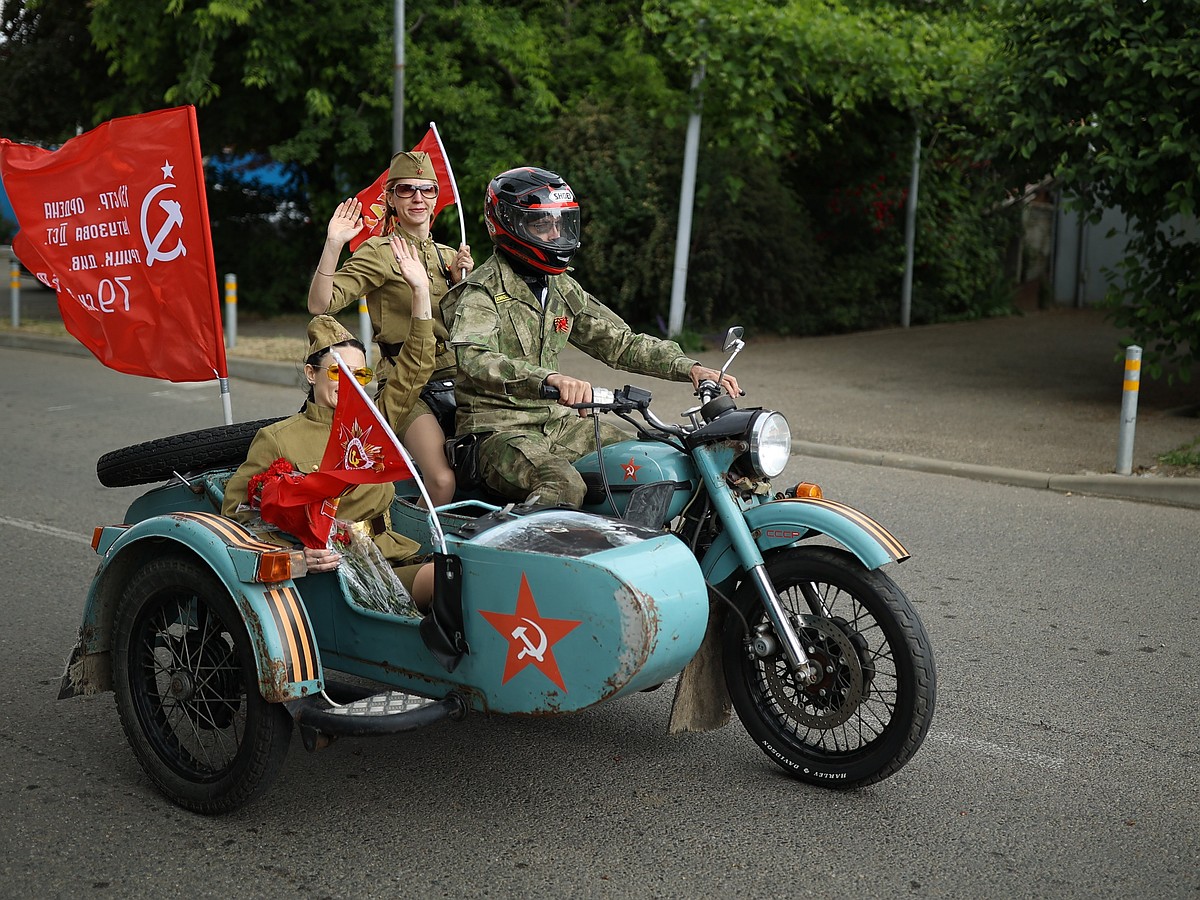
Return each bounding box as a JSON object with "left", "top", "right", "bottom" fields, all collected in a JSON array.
[{"left": 402, "top": 413, "right": 456, "bottom": 507}]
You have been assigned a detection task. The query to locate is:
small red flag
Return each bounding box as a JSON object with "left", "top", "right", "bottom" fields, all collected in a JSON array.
[
  {"left": 252, "top": 355, "right": 418, "bottom": 548},
  {"left": 348, "top": 122, "right": 461, "bottom": 253},
  {"left": 0, "top": 106, "right": 226, "bottom": 382}
]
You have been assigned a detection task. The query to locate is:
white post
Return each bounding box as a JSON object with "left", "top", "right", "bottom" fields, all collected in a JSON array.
[
  {"left": 667, "top": 64, "right": 705, "bottom": 339},
  {"left": 224, "top": 273, "right": 237, "bottom": 349},
  {"left": 393, "top": 0, "right": 406, "bottom": 152},
  {"left": 358, "top": 297, "right": 373, "bottom": 368},
  {"left": 1115, "top": 345, "right": 1142, "bottom": 475},
  {"left": 900, "top": 127, "right": 921, "bottom": 329}
]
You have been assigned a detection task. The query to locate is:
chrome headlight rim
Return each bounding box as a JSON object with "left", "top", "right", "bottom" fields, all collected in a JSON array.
[{"left": 747, "top": 411, "right": 791, "bottom": 478}]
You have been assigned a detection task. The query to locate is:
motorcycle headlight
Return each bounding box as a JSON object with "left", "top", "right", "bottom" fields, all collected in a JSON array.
[{"left": 748, "top": 411, "right": 791, "bottom": 478}]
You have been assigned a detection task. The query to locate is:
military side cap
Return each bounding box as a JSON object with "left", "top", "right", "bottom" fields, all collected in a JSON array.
[
  {"left": 306, "top": 315, "right": 356, "bottom": 358},
  {"left": 387, "top": 150, "right": 433, "bottom": 185}
]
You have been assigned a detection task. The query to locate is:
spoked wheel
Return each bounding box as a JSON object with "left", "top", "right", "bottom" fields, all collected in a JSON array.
[
  {"left": 723, "top": 546, "right": 935, "bottom": 788},
  {"left": 112, "top": 556, "right": 293, "bottom": 813}
]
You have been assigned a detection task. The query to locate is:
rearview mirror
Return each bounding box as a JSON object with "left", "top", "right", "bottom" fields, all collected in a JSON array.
[{"left": 721, "top": 326, "right": 744, "bottom": 352}]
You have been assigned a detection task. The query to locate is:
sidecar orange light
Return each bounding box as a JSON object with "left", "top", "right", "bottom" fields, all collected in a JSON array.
[
  {"left": 256, "top": 551, "right": 294, "bottom": 584},
  {"left": 91, "top": 527, "right": 104, "bottom": 552},
  {"left": 792, "top": 482, "right": 824, "bottom": 499}
]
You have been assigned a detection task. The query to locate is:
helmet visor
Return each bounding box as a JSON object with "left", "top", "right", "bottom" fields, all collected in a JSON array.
[{"left": 507, "top": 204, "right": 580, "bottom": 252}]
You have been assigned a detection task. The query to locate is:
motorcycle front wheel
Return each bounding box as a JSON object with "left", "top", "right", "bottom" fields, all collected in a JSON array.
[
  {"left": 112, "top": 555, "right": 293, "bottom": 813},
  {"left": 723, "top": 545, "right": 935, "bottom": 788}
]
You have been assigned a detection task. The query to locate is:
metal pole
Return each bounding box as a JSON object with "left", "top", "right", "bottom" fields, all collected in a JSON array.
[
  {"left": 358, "top": 297, "right": 373, "bottom": 368},
  {"left": 900, "top": 126, "right": 921, "bottom": 329},
  {"left": 393, "top": 0, "right": 406, "bottom": 153},
  {"left": 667, "top": 64, "right": 705, "bottom": 339},
  {"left": 9, "top": 255, "right": 20, "bottom": 328},
  {"left": 1115, "top": 345, "right": 1142, "bottom": 475},
  {"left": 224, "top": 273, "right": 237, "bottom": 349}
]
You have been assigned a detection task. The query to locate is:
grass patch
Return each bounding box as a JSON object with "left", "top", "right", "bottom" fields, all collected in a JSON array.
[{"left": 1159, "top": 436, "right": 1200, "bottom": 467}]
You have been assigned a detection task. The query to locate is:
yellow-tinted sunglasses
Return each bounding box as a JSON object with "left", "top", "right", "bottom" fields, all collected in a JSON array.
[{"left": 325, "top": 365, "right": 373, "bottom": 386}]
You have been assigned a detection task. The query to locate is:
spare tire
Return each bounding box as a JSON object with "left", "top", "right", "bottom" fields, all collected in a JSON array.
[{"left": 97, "top": 417, "right": 285, "bottom": 488}]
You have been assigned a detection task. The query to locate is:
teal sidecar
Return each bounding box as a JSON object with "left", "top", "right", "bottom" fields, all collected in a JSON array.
[{"left": 60, "top": 470, "right": 709, "bottom": 814}]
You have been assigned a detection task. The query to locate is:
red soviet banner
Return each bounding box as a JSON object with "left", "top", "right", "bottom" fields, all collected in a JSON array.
[{"left": 0, "top": 106, "right": 226, "bottom": 382}]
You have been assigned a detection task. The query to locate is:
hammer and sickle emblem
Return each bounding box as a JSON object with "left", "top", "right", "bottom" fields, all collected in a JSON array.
[
  {"left": 140, "top": 183, "right": 187, "bottom": 267},
  {"left": 511, "top": 619, "right": 548, "bottom": 662}
]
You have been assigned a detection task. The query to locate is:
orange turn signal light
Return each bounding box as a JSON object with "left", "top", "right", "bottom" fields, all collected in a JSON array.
[
  {"left": 255, "top": 550, "right": 294, "bottom": 584},
  {"left": 791, "top": 481, "right": 823, "bottom": 499},
  {"left": 91, "top": 527, "right": 104, "bottom": 552}
]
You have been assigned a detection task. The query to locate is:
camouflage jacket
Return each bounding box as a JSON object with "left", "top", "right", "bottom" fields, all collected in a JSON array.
[{"left": 448, "top": 253, "right": 698, "bottom": 434}]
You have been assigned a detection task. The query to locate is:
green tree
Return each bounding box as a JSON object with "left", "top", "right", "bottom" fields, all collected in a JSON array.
[
  {"left": 987, "top": 0, "right": 1200, "bottom": 380},
  {"left": 5, "top": 0, "right": 1016, "bottom": 336},
  {"left": 0, "top": 0, "right": 111, "bottom": 143}
]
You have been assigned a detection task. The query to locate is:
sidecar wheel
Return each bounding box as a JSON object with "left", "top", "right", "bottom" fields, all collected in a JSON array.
[
  {"left": 112, "top": 555, "right": 293, "bottom": 814},
  {"left": 723, "top": 546, "right": 935, "bottom": 789}
]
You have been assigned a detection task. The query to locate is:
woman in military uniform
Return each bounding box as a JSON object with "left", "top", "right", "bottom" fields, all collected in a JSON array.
[
  {"left": 226, "top": 237, "right": 437, "bottom": 610},
  {"left": 307, "top": 151, "right": 473, "bottom": 508}
]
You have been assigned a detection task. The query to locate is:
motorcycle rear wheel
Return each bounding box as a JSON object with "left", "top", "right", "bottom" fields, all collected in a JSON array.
[{"left": 723, "top": 545, "right": 935, "bottom": 788}]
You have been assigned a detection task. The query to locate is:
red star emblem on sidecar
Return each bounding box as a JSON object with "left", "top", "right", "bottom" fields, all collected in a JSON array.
[
  {"left": 621, "top": 457, "right": 641, "bottom": 481},
  {"left": 479, "top": 573, "right": 581, "bottom": 691}
]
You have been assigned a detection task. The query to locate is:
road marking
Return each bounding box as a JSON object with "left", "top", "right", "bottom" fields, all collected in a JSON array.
[
  {"left": 0, "top": 515, "right": 92, "bottom": 546},
  {"left": 926, "top": 729, "right": 1066, "bottom": 770}
]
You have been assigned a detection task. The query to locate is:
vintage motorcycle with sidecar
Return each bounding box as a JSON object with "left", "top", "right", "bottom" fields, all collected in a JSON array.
[{"left": 60, "top": 327, "right": 935, "bottom": 814}]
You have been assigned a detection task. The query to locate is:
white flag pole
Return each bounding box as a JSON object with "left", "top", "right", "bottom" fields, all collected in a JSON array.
[{"left": 428, "top": 121, "right": 468, "bottom": 280}]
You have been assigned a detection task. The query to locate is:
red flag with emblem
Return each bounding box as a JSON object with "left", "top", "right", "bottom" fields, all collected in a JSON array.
[
  {"left": 254, "top": 354, "right": 417, "bottom": 547},
  {"left": 347, "top": 122, "right": 461, "bottom": 252},
  {"left": 0, "top": 106, "right": 226, "bottom": 383}
]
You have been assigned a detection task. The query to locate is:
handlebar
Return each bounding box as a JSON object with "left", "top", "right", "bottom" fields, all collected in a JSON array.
[
  {"left": 538, "top": 383, "right": 622, "bottom": 407},
  {"left": 538, "top": 382, "right": 685, "bottom": 436}
]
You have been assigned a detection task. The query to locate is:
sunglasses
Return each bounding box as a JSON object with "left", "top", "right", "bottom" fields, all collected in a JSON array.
[
  {"left": 391, "top": 183, "right": 439, "bottom": 199},
  {"left": 324, "top": 365, "right": 373, "bottom": 386}
]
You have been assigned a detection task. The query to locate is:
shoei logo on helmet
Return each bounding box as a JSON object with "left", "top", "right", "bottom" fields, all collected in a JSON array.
[{"left": 549, "top": 188, "right": 574, "bottom": 203}]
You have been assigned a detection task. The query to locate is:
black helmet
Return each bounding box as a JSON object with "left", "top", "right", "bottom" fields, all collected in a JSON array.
[{"left": 485, "top": 167, "right": 581, "bottom": 275}]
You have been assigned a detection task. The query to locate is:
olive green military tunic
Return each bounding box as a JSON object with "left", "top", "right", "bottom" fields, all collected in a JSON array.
[
  {"left": 222, "top": 318, "right": 436, "bottom": 587},
  {"left": 325, "top": 230, "right": 457, "bottom": 433},
  {"left": 448, "top": 252, "right": 698, "bottom": 506}
]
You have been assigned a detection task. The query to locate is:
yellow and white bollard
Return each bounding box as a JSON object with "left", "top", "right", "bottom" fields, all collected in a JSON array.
[
  {"left": 1115, "top": 345, "right": 1141, "bottom": 475},
  {"left": 224, "top": 273, "right": 237, "bottom": 349},
  {"left": 358, "top": 297, "right": 372, "bottom": 368},
  {"left": 10, "top": 256, "right": 20, "bottom": 328}
]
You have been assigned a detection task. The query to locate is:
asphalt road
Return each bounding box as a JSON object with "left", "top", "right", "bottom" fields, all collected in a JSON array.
[{"left": 1, "top": 346, "right": 1197, "bottom": 899}]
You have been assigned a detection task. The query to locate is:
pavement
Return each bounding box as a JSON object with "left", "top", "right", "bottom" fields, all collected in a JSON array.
[{"left": 3, "top": 281, "right": 1199, "bottom": 509}]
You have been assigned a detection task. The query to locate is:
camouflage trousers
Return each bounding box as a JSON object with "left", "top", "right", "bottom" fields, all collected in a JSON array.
[{"left": 477, "top": 415, "right": 628, "bottom": 508}]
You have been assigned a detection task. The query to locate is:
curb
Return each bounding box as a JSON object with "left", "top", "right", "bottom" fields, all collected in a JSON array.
[
  {"left": 4, "top": 330, "right": 1198, "bottom": 510},
  {"left": 792, "top": 441, "right": 1200, "bottom": 510}
]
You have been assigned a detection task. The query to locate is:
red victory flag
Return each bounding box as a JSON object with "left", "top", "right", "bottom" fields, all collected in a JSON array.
[
  {"left": 0, "top": 106, "right": 226, "bottom": 383},
  {"left": 254, "top": 354, "right": 418, "bottom": 548},
  {"left": 348, "top": 122, "right": 463, "bottom": 253}
]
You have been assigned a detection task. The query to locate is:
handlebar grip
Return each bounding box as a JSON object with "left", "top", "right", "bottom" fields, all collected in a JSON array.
[{"left": 538, "top": 383, "right": 616, "bottom": 406}]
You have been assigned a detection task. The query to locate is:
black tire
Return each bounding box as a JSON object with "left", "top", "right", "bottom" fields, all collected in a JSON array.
[
  {"left": 96, "top": 417, "right": 284, "bottom": 487},
  {"left": 723, "top": 546, "right": 936, "bottom": 789},
  {"left": 112, "top": 555, "right": 293, "bottom": 813}
]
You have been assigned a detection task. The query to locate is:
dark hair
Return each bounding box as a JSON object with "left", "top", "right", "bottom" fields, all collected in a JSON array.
[{"left": 301, "top": 338, "right": 366, "bottom": 407}]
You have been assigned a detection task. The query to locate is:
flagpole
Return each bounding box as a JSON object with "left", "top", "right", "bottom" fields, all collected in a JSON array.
[
  {"left": 186, "top": 105, "right": 234, "bottom": 423},
  {"left": 428, "top": 122, "right": 467, "bottom": 279},
  {"left": 334, "top": 353, "right": 448, "bottom": 554}
]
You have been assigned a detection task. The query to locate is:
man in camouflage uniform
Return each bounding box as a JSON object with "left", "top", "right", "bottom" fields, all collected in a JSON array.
[{"left": 449, "top": 166, "right": 740, "bottom": 508}]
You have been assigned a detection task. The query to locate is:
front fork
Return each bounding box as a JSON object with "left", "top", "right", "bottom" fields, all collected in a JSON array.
[{"left": 693, "top": 446, "right": 819, "bottom": 684}]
